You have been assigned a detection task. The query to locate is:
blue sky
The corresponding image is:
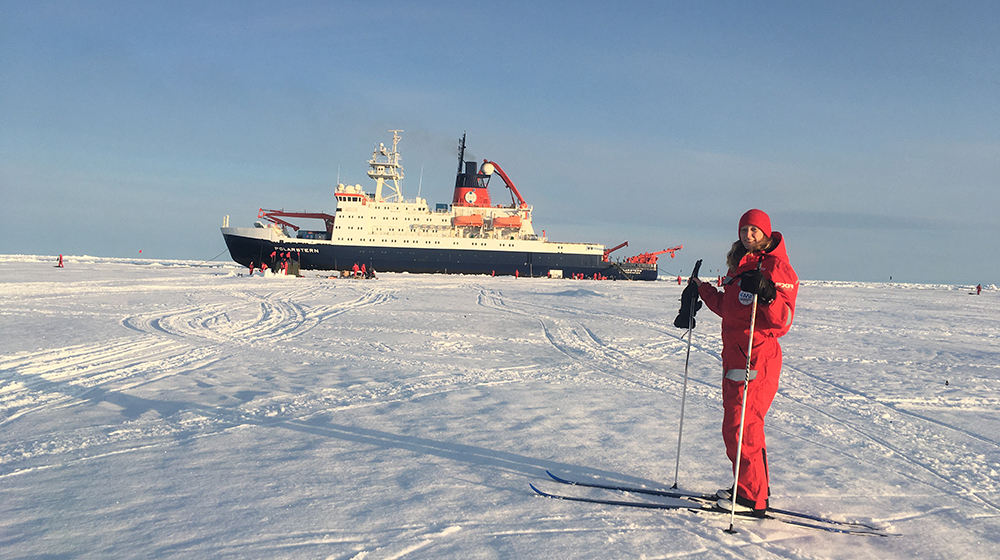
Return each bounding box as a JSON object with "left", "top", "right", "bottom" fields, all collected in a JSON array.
[{"left": 2, "top": 1, "right": 997, "bottom": 283}]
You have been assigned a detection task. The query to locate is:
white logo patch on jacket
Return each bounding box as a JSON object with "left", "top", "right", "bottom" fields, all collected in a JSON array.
[{"left": 738, "top": 290, "right": 755, "bottom": 305}]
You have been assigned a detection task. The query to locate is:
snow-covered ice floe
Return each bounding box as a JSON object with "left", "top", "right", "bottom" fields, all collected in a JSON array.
[{"left": 1, "top": 255, "right": 999, "bottom": 558}]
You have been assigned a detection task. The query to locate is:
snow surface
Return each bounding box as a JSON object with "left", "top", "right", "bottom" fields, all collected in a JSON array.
[{"left": 2, "top": 254, "right": 999, "bottom": 559}]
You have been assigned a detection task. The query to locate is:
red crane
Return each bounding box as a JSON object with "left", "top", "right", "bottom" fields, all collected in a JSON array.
[
  {"left": 258, "top": 209, "right": 336, "bottom": 234},
  {"left": 480, "top": 160, "right": 528, "bottom": 208},
  {"left": 625, "top": 245, "right": 683, "bottom": 264},
  {"left": 603, "top": 241, "right": 628, "bottom": 262}
]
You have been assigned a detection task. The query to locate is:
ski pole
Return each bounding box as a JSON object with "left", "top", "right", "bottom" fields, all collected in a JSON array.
[
  {"left": 726, "top": 257, "right": 762, "bottom": 534},
  {"left": 672, "top": 259, "right": 702, "bottom": 489}
]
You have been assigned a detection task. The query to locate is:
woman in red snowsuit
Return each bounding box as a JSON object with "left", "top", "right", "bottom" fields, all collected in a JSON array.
[{"left": 692, "top": 209, "right": 798, "bottom": 515}]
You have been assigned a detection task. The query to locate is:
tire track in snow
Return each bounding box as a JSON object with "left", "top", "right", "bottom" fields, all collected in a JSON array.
[
  {"left": 478, "top": 283, "right": 1000, "bottom": 511},
  {"left": 122, "top": 287, "right": 396, "bottom": 345},
  {"left": 0, "top": 279, "right": 401, "bottom": 480},
  {"left": 5, "top": 284, "right": 525, "bottom": 473},
  {"left": 773, "top": 361, "right": 1000, "bottom": 509},
  {"left": 476, "top": 284, "right": 721, "bottom": 399},
  {"left": 2, "top": 283, "right": 396, "bottom": 432},
  {"left": 215, "top": 285, "right": 598, "bottom": 422},
  {"left": 477, "top": 284, "right": 725, "bottom": 366},
  {"left": 0, "top": 337, "right": 223, "bottom": 426}
]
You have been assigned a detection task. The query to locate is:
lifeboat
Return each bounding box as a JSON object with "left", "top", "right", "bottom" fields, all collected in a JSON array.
[
  {"left": 492, "top": 215, "right": 522, "bottom": 228},
  {"left": 452, "top": 214, "right": 484, "bottom": 227}
]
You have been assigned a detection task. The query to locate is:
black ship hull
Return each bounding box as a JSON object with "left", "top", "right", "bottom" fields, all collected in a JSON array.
[{"left": 223, "top": 233, "right": 657, "bottom": 281}]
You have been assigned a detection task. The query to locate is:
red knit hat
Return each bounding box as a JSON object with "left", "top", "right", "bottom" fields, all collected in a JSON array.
[{"left": 739, "top": 209, "right": 772, "bottom": 238}]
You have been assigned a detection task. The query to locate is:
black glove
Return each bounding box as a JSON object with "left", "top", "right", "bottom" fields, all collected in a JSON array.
[
  {"left": 673, "top": 281, "right": 703, "bottom": 328},
  {"left": 739, "top": 269, "right": 776, "bottom": 304},
  {"left": 673, "top": 259, "right": 704, "bottom": 329}
]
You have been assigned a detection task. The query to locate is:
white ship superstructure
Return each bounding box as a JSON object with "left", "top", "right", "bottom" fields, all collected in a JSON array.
[{"left": 222, "top": 131, "right": 667, "bottom": 280}]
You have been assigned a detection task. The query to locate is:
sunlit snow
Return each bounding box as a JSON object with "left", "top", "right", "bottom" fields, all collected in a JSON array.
[{"left": 2, "top": 255, "right": 998, "bottom": 559}]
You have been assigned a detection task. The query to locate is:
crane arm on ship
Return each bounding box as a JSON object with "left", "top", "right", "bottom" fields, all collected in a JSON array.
[
  {"left": 481, "top": 160, "right": 528, "bottom": 208},
  {"left": 259, "top": 209, "right": 337, "bottom": 234},
  {"left": 603, "top": 241, "right": 628, "bottom": 262},
  {"left": 624, "top": 245, "right": 683, "bottom": 264}
]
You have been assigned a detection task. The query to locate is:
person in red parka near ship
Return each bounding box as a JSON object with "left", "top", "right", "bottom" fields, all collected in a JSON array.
[{"left": 690, "top": 209, "right": 799, "bottom": 517}]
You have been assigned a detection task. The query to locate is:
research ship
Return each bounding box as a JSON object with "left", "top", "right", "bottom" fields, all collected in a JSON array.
[{"left": 221, "top": 131, "right": 679, "bottom": 280}]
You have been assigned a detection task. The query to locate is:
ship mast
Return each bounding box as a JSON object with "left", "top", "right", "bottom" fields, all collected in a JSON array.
[{"left": 368, "top": 130, "right": 405, "bottom": 202}]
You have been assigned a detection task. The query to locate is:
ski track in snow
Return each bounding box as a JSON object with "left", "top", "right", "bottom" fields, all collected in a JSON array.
[
  {"left": 0, "top": 279, "right": 587, "bottom": 477},
  {"left": 0, "top": 337, "right": 221, "bottom": 425},
  {"left": 476, "top": 284, "right": 699, "bottom": 394},
  {"left": 473, "top": 282, "right": 1000, "bottom": 517},
  {"left": 2, "top": 257, "right": 999, "bottom": 559},
  {"left": 1, "top": 285, "right": 409, "bottom": 469},
  {"left": 120, "top": 286, "right": 395, "bottom": 343},
  {"left": 776, "top": 360, "right": 1000, "bottom": 508}
]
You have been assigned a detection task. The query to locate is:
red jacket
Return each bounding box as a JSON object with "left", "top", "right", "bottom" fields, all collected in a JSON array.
[{"left": 698, "top": 232, "right": 799, "bottom": 371}]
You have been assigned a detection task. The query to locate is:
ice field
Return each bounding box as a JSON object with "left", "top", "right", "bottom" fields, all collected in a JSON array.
[{"left": 2, "top": 255, "right": 999, "bottom": 559}]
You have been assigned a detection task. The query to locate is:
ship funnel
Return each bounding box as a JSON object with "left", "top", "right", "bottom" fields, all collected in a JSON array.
[
  {"left": 464, "top": 161, "right": 478, "bottom": 185},
  {"left": 453, "top": 159, "right": 492, "bottom": 207}
]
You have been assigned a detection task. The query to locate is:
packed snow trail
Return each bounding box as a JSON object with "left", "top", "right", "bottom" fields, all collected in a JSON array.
[{"left": 1, "top": 256, "right": 999, "bottom": 559}]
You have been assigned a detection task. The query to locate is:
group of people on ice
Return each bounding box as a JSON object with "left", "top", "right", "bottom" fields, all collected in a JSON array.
[
  {"left": 246, "top": 250, "right": 298, "bottom": 276},
  {"left": 351, "top": 262, "right": 377, "bottom": 279}
]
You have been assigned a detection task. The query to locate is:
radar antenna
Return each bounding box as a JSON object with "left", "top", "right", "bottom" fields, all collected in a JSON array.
[{"left": 368, "top": 130, "right": 405, "bottom": 202}]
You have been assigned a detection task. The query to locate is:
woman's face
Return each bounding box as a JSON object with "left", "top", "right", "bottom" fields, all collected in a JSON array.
[{"left": 740, "top": 225, "right": 767, "bottom": 251}]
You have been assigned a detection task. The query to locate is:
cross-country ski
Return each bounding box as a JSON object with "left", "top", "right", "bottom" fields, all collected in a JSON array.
[
  {"left": 543, "top": 470, "right": 882, "bottom": 529},
  {"left": 529, "top": 483, "right": 899, "bottom": 537}
]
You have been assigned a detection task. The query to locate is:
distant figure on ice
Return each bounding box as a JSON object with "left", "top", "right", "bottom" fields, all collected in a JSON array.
[
  {"left": 977, "top": 284, "right": 982, "bottom": 295},
  {"left": 57, "top": 255, "right": 64, "bottom": 268},
  {"left": 689, "top": 209, "right": 799, "bottom": 517},
  {"left": 352, "top": 263, "right": 360, "bottom": 278}
]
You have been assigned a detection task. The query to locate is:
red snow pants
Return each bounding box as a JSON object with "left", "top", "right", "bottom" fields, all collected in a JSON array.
[{"left": 721, "top": 341, "right": 782, "bottom": 510}]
